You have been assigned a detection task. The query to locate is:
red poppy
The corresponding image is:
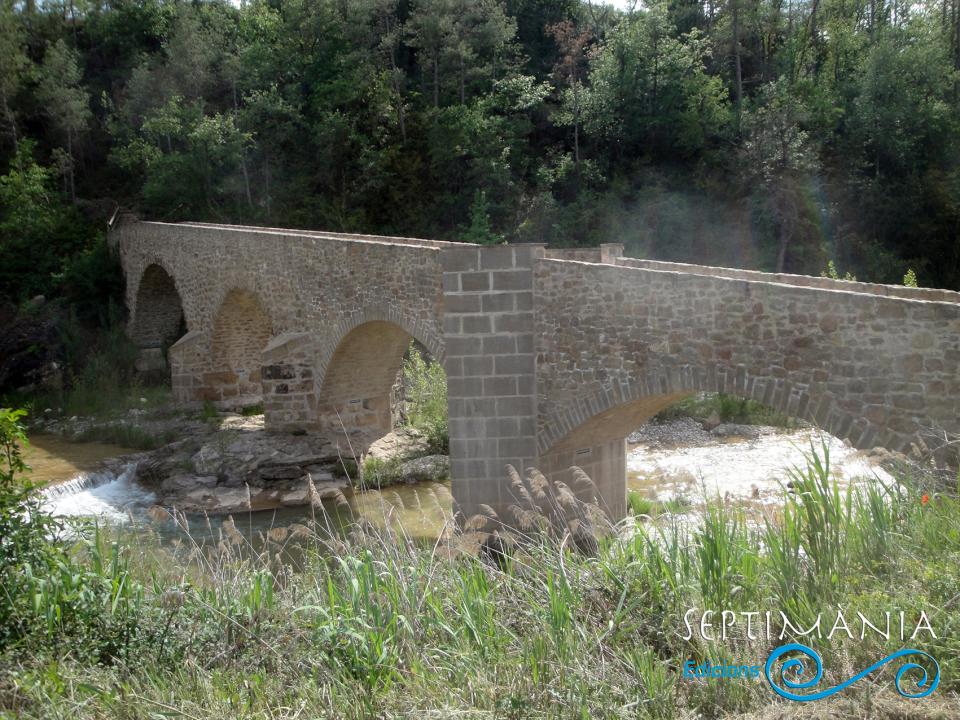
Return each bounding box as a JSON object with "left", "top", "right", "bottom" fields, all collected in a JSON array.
[{"left": 921, "top": 494, "right": 930, "bottom": 506}]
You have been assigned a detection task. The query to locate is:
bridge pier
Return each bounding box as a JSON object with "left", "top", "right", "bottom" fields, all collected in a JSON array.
[{"left": 442, "top": 244, "right": 543, "bottom": 524}]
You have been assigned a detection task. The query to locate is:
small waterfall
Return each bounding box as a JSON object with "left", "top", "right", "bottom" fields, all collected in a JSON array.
[
  {"left": 42, "top": 461, "right": 156, "bottom": 522},
  {"left": 43, "top": 469, "right": 120, "bottom": 499}
]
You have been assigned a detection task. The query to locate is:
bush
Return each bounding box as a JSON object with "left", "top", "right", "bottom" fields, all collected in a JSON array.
[
  {"left": 655, "top": 392, "right": 796, "bottom": 428},
  {"left": 402, "top": 346, "right": 448, "bottom": 454},
  {"left": 360, "top": 456, "right": 403, "bottom": 489}
]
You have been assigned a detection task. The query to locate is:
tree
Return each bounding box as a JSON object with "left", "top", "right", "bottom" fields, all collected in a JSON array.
[
  {"left": 580, "top": 7, "right": 731, "bottom": 161},
  {"left": 37, "top": 39, "right": 91, "bottom": 202},
  {"left": 0, "top": 141, "right": 88, "bottom": 300},
  {"left": 0, "top": 4, "right": 27, "bottom": 155},
  {"left": 548, "top": 20, "right": 592, "bottom": 169},
  {"left": 740, "top": 79, "right": 821, "bottom": 273}
]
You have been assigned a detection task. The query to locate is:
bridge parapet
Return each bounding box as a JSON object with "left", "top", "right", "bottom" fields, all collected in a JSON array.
[{"left": 616, "top": 256, "right": 960, "bottom": 303}]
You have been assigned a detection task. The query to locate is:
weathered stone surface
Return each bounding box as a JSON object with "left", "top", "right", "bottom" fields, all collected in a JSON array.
[
  {"left": 364, "top": 428, "right": 429, "bottom": 463},
  {"left": 398, "top": 455, "right": 450, "bottom": 483}
]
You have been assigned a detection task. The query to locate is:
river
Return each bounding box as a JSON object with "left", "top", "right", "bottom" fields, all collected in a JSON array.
[{"left": 35, "top": 422, "right": 893, "bottom": 544}]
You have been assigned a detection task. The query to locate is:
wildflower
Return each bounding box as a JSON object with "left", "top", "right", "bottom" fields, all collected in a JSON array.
[{"left": 921, "top": 494, "right": 930, "bottom": 506}]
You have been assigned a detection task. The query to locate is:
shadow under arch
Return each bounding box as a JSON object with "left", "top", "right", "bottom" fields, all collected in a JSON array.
[
  {"left": 208, "top": 288, "right": 274, "bottom": 406},
  {"left": 316, "top": 315, "right": 444, "bottom": 449},
  {"left": 130, "top": 263, "right": 187, "bottom": 376},
  {"left": 538, "top": 364, "right": 876, "bottom": 521}
]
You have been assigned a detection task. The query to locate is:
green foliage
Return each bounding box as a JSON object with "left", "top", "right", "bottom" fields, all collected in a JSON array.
[
  {"left": 0, "top": 407, "right": 149, "bottom": 657},
  {"left": 460, "top": 189, "right": 504, "bottom": 244},
  {"left": 822, "top": 259, "right": 857, "bottom": 282},
  {"left": 0, "top": 142, "right": 92, "bottom": 302},
  {"left": 904, "top": 267, "right": 919, "bottom": 287},
  {"left": 22, "top": 308, "right": 150, "bottom": 419},
  {"left": 655, "top": 392, "right": 796, "bottom": 427},
  {"left": 0, "top": 410, "right": 60, "bottom": 647},
  {"left": 0, "top": 0, "right": 959, "bottom": 292},
  {"left": 240, "top": 403, "right": 264, "bottom": 417},
  {"left": 360, "top": 456, "right": 403, "bottom": 489},
  {"left": 626, "top": 490, "right": 690, "bottom": 517},
  {"left": 401, "top": 345, "right": 448, "bottom": 454}
]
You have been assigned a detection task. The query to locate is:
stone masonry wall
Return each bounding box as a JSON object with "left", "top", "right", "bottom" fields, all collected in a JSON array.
[
  {"left": 207, "top": 288, "right": 273, "bottom": 404},
  {"left": 442, "top": 244, "right": 542, "bottom": 522},
  {"left": 131, "top": 264, "right": 184, "bottom": 348},
  {"left": 119, "top": 221, "right": 445, "bottom": 420},
  {"left": 617, "top": 257, "right": 960, "bottom": 303},
  {"left": 535, "top": 259, "right": 960, "bottom": 461}
]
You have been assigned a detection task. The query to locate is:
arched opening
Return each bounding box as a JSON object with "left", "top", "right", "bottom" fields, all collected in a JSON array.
[
  {"left": 317, "top": 321, "right": 443, "bottom": 451},
  {"left": 209, "top": 289, "right": 272, "bottom": 405},
  {"left": 132, "top": 264, "right": 186, "bottom": 377},
  {"left": 540, "top": 382, "right": 890, "bottom": 522},
  {"left": 538, "top": 392, "right": 690, "bottom": 520}
]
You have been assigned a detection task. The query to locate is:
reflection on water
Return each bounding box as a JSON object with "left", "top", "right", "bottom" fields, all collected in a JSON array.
[
  {"left": 628, "top": 427, "right": 893, "bottom": 506},
  {"left": 25, "top": 434, "right": 138, "bottom": 486}
]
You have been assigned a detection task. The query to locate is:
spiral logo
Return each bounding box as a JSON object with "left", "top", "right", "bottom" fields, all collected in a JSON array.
[{"left": 764, "top": 643, "right": 940, "bottom": 701}]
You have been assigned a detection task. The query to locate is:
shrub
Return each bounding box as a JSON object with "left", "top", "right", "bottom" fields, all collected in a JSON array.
[
  {"left": 654, "top": 392, "right": 796, "bottom": 428},
  {"left": 402, "top": 346, "right": 448, "bottom": 453},
  {"left": 361, "top": 456, "right": 403, "bottom": 489}
]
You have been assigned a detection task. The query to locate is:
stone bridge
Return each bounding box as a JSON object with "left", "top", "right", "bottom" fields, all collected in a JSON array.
[{"left": 114, "top": 219, "right": 960, "bottom": 521}]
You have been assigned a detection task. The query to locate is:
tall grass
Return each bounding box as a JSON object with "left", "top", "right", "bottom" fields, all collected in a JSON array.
[{"left": 3, "top": 446, "right": 960, "bottom": 718}]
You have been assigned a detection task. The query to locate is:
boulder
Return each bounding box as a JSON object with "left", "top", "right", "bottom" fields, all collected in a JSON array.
[
  {"left": 365, "top": 428, "right": 429, "bottom": 463},
  {"left": 397, "top": 455, "right": 450, "bottom": 483},
  {"left": 160, "top": 474, "right": 216, "bottom": 496},
  {"left": 702, "top": 412, "right": 722, "bottom": 431}
]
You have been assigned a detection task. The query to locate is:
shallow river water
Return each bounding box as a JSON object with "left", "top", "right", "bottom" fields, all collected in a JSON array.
[
  {"left": 36, "top": 424, "right": 892, "bottom": 542},
  {"left": 627, "top": 427, "right": 893, "bottom": 507}
]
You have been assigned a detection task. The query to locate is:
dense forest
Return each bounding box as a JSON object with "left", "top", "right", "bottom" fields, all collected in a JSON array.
[{"left": 1, "top": 0, "right": 960, "bottom": 311}]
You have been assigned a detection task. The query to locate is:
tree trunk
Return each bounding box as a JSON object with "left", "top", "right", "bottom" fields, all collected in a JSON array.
[
  {"left": 233, "top": 82, "right": 253, "bottom": 210},
  {"left": 67, "top": 128, "right": 76, "bottom": 203},
  {"left": 732, "top": 0, "right": 743, "bottom": 129}
]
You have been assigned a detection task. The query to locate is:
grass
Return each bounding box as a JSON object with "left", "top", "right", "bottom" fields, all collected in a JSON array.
[
  {"left": 627, "top": 490, "right": 692, "bottom": 517},
  {"left": 2, "top": 445, "right": 959, "bottom": 718},
  {"left": 72, "top": 423, "right": 179, "bottom": 451},
  {"left": 360, "top": 455, "right": 404, "bottom": 488},
  {"left": 656, "top": 392, "right": 798, "bottom": 428}
]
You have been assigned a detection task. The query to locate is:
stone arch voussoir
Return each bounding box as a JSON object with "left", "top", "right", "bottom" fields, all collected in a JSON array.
[{"left": 538, "top": 362, "right": 881, "bottom": 457}]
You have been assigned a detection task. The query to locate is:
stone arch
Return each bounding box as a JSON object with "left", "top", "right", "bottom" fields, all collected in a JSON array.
[
  {"left": 315, "top": 310, "right": 445, "bottom": 446},
  {"left": 208, "top": 288, "right": 273, "bottom": 405},
  {"left": 131, "top": 263, "right": 186, "bottom": 349},
  {"left": 537, "top": 363, "right": 871, "bottom": 520}
]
